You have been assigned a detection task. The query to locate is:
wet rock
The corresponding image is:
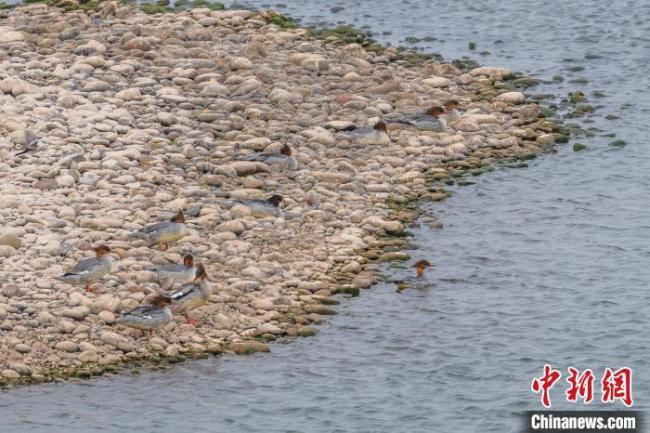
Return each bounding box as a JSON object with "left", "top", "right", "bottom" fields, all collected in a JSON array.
[
  {"left": 303, "top": 304, "right": 337, "bottom": 315},
  {"left": 227, "top": 341, "right": 270, "bottom": 354},
  {"left": 297, "top": 326, "right": 318, "bottom": 337},
  {"left": 496, "top": 91, "right": 525, "bottom": 104},
  {"left": 1, "top": 369, "right": 20, "bottom": 379}
]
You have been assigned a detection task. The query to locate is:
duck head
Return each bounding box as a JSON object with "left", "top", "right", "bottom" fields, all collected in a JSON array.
[
  {"left": 170, "top": 210, "right": 185, "bottom": 224},
  {"left": 194, "top": 264, "right": 208, "bottom": 281},
  {"left": 444, "top": 99, "right": 461, "bottom": 112},
  {"left": 267, "top": 194, "right": 286, "bottom": 208},
  {"left": 93, "top": 245, "right": 111, "bottom": 257},
  {"left": 151, "top": 295, "right": 173, "bottom": 308},
  {"left": 373, "top": 120, "right": 388, "bottom": 133},
  {"left": 413, "top": 259, "right": 433, "bottom": 277},
  {"left": 426, "top": 106, "right": 445, "bottom": 118},
  {"left": 280, "top": 144, "right": 292, "bottom": 156},
  {"left": 183, "top": 253, "right": 194, "bottom": 267}
]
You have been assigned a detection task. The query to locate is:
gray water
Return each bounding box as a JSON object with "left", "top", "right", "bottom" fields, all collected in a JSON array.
[{"left": 2, "top": 0, "right": 650, "bottom": 432}]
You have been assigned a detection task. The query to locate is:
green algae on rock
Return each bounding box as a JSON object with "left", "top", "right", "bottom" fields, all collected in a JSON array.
[{"left": 608, "top": 140, "right": 627, "bottom": 148}]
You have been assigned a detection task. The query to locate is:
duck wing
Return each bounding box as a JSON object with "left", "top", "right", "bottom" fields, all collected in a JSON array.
[
  {"left": 170, "top": 282, "right": 199, "bottom": 301},
  {"left": 64, "top": 257, "right": 100, "bottom": 276}
]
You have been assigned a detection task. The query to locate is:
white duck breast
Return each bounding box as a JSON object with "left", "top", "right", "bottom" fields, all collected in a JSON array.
[
  {"left": 170, "top": 280, "right": 212, "bottom": 314},
  {"left": 445, "top": 109, "right": 461, "bottom": 122}
]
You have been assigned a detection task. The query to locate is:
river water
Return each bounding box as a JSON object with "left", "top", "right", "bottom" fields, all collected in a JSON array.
[{"left": 2, "top": 0, "right": 650, "bottom": 432}]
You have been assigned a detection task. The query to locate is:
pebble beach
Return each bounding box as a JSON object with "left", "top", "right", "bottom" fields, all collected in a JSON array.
[{"left": 0, "top": 1, "right": 566, "bottom": 386}]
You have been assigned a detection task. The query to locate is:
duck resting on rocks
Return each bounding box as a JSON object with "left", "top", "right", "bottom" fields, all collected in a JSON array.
[
  {"left": 395, "top": 259, "right": 434, "bottom": 292},
  {"left": 169, "top": 264, "right": 211, "bottom": 326},
  {"left": 389, "top": 106, "right": 447, "bottom": 131},
  {"left": 111, "top": 295, "right": 173, "bottom": 337},
  {"left": 151, "top": 253, "right": 195, "bottom": 289},
  {"left": 239, "top": 143, "right": 298, "bottom": 170},
  {"left": 443, "top": 99, "right": 462, "bottom": 123},
  {"left": 56, "top": 245, "right": 113, "bottom": 293},
  {"left": 14, "top": 130, "right": 39, "bottom": 157},
  {"left": 218, "top": 194, "right": 286, "bottom": 218},
  {"left": 339, "top": 120, "right": 390, "bottom": 146},
  {"left": 131, "top": 209, "right": 187, "bottom": 251}
]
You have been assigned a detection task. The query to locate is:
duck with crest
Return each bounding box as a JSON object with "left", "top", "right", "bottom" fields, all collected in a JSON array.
[
  {"left": 130, "top": 210, "right": 188, "bottom": 251},
  {"left": 56, "top": 245, "right": 114, "bottom": 293},
  {"left": 239, "top": 143, "right": 298, "bottom": 170}
]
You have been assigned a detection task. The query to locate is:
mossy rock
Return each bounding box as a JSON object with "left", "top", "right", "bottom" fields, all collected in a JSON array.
[
  {"left": 140, "top": 0, "right": 172, "bottom": 13},
  {"left": 228, "top": 341, "right": 271, "bottom": 354},
  {"left": 513, "top": 77, "right": 541, "bottom": 88},
  {"left": 573, "top": 143, "right": 587, "bottom": 152},
  {"left": 493, "top": 81, "right": 515, "bottom": 90},
  {"left": 297, "top": 326, "right": 318, "bottom": 337},
  {"left": 190, "top": 0, "right": 224, "bottom": 10},
  {"left": 566, "top": 65, "right": 585, "bottom": 72},
  {"left": 428, "top": 172, "right": 449, "bottom": 181},
  {"left": 310, "top": 25, "right": 373, "bottom": 45},
  {"left": 553, "top": 133, "right": 570, "bottom": 143},
  {"left": 608, "top": 140, "right": 626, "bottom": 148},
  {"left": 514, "top": 152, "right": 537, "bottom": 161},
  {"left": 569, "top": 91, "right": 585, "bottom": 104},
  {"left": 379, "top": 251, "right": 411, "bottom": 262},
  {"left": 266, "top": 12, "right": 298, "bottom": 28},
  {"left": 538, "top": 106, "right": 556, "bottom": 118},
  {"left": 334, "top": 285, "right": 360, "bottom": 297}
]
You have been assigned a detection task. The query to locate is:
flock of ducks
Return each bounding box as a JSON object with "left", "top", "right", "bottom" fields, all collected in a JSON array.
[
  {"left": 50, "top": 100, "right": 462, "bottom": 337},
  {"left": 55, "top": 210, "right": 209, "bottom": 336}
]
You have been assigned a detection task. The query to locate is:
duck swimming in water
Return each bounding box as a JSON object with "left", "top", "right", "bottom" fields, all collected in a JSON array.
[
  {"left": 239, "top": 143, "right": 298, "bottom": 170},
  {"left": 112, "top": 295, "right": 173, "bottom": 337},
  {"left": 218, "top": 194, "right": 286, "bottom": 218},
  {"left": 131, "top": 210, "right": 187, "bottom": 251},
  {"left": 340, "top": 120, "right": 390, "bottom": 146},
  {"left": 389, "top": 106, "right": 447, "bottom": 131},
  {"left": 170, "top": 264, "right": 212, "bottom": 326},
  {"left": 395, "top": 259, "right": 434, "bottom": 292},
  {"left": 151, "top": 253, "right": 195, "bottom": 289},
  {"left": 56, "top": 245, "right": 114, "bottom": 293}
]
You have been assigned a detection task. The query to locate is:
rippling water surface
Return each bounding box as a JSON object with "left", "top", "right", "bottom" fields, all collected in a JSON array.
[{"left": 2, "top": 0, "right": 650, "bottom": 432}]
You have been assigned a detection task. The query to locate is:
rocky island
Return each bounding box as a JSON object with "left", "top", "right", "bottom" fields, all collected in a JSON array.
[{"left": 0, "top": 2, "right": 565, "bottom": 385}]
